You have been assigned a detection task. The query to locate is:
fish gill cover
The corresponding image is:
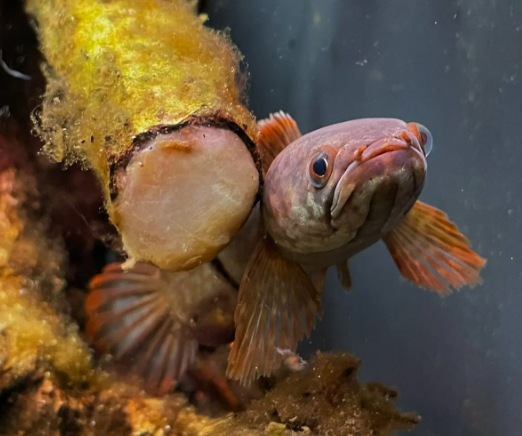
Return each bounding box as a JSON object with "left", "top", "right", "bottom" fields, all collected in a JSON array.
[{"left": 24, "top": 0, "right": 257, "bottom": 201}]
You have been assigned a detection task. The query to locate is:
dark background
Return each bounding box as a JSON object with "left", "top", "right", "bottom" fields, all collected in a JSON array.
[{"left": 208, "top": 1, "right": 522, "bottom": 435}]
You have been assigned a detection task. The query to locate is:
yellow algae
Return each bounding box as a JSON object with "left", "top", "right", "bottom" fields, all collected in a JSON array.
[
  {"left": 0, "top": 275, "right": 92, "bottom": 383},
  {"left": 0, "top": 169, "right": 22, "bottom": 267},
  {"left": 125, "top": 397, "right": 182, "bottom": 436},
  {"left": 0, "top": 169, "right": 94, "bottom": 387},
  {"left": 25, "top": 0, "right": 258, "bottom": 204}
]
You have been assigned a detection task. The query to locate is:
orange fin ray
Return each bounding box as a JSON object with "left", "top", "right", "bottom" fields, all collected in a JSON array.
[
  {"left": 227, "top": 236, "right": 320, "bottom": 386},
  {"left": 133, "top": 316, "right": 172, "bottom": 374},
  {"left": 86, "top": 292, "right": 165, "bottom": 341},
  {"left": 383, "top": 201, "right": 487, "bottom": 294},
  {"left": 88, "top": 272, "right": 154, "bottom": 288},
  {"left": 309, "top": 268, "right": 328, "bottom": 293},
  {"left": 85, "top": 262, "right": 198, "bottom": 395},
  {"left": 257, "top": 111, "right": 301, "bottom": 176},
  {"left": 142, "top": 327, "right": 174, "bottom": 392}
]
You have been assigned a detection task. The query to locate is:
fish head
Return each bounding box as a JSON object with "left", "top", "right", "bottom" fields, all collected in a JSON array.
[{"left": 262, "top": 118, "right": 431, "bottom": 263}]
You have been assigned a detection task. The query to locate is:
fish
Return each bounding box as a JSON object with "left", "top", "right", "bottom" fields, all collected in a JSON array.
[
  {"left": 227, "top": 112, "right": 486, "bottom": 385},
  {"left": 84, "top": 260, "right": 238, "bottom": 395}
]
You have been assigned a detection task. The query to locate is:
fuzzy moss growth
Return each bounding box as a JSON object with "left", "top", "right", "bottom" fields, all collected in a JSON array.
[
  {"left": 0, "top": 275, "right": 94, "bottom": 384},
  {"left": 0, "top": 169, "right": 22, "bottom": 268},
  {"left": 0, "top": 168, "right": 95, "bottom": 387},
  {"left": 25, "top": 0, "right": 257, "bottom": 201}
]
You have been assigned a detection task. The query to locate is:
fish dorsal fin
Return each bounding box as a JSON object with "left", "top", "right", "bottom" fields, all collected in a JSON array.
[
  {"left": 227, "top": 235, "right": 321, "bottom": 386},
  {"left": 257, "top": 111, "right": 302, "bottom": 176},
  {"left": 336, "top": 262, "right": 352, "bottom": 291},
  {"left": 383, "top": 200, "right": 487, "bottom": 294},
  {"left": 85, "top": 262, "right": 199, "bottom": 395}
]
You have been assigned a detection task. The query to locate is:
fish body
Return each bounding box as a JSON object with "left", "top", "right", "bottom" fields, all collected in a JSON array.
[{"left": 227, "top": 112, "right": 486, "bottom": 385}]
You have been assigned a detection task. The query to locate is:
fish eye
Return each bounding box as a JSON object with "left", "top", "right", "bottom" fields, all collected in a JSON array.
[
  {"left": 308, "top": 151, "right": 334, "bottom": 188},
  {"left": 407, "top": 122, "right": 433, "bottom": 157},
  {"left": 416, "top": 123, "right": 433, "bottom": 156}
]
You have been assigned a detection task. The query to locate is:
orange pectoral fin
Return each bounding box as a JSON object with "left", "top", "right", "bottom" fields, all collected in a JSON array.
[
  {"left": 383, "top": 201, "right": 487, "bottom": 294},
  {"left": 226, "top": 235, "right": 321, "bottom": 386},
  {"left": 85, "top": 262, "right": 198, "bottom": 395},
  {"left": 257, "top": 111, "right": 302, "bottom": 176}
]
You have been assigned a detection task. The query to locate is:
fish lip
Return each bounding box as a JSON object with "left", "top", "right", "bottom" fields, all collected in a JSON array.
[
  {"left": 330, "top": 161, "right": 358, "bottom": 221},
  {"left": 329, "top": 144, "right": 416, "bottom": 222},
  {"left": 361, "top": 142, "right": 410, "bottom": 161}
]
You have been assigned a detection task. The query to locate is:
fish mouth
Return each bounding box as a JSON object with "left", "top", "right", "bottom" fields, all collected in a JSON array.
[{"left": 330, "top": 138, "right": 424, "bottom": 221}]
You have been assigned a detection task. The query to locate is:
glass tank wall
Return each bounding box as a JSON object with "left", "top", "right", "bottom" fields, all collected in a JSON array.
[{"left": 208, "top": 1, "right": 522, "bottom": 435}]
